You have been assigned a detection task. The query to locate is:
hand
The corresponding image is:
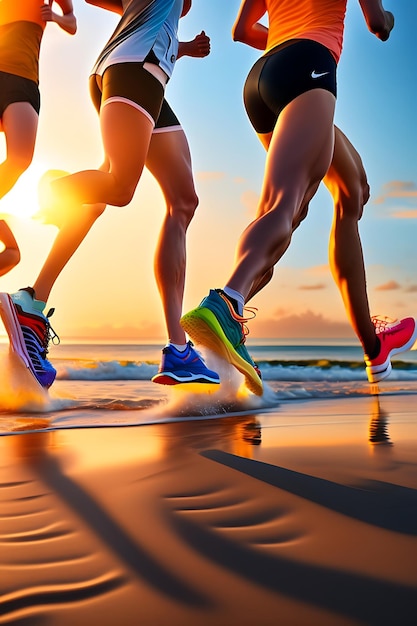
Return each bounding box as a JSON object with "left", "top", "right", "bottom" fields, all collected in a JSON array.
[
  {"left": 40, "top": 2, "right": 55, "bottom": 23},
  {"left": 377, "top": 10, "right": 394, "bottom": 41},
  {"left": 187, "top": 31, "right": 211, "bottom": 58}
]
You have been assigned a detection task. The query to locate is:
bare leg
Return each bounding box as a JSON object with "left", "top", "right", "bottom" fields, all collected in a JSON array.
[
  {"left": 324, "top": 127, "right": 377, "bottom": 355},
  {"left": 0, "top": 219, "right": 20, "bottom": 276},
  {"left": 33, "top": 102, "right": 154, "bottom": 303},
  {"left": 146, "top": 129, "right": 198, "bottom": 344},
  {"left": 0, "top": 103, "right": 38, "bottom": 199},
  {"left": 226, "top": 90, "right": 336, "bottom": 299},
  {"left": 246, "top": 123, "right": 378, "bottom": 356},
  {"left": 246, "top": 131, "right": 310, "bottom": 302}
]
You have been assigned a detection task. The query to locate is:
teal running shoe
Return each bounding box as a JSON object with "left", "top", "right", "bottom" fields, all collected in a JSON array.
[
  {"left": 152, "top": 341, "right": 220, "bottom": 385},
  {"left": 180, "top": 289, "right": 263, "bottom": 396}
]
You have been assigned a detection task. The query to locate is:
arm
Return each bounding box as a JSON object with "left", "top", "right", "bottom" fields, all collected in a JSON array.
[
  {"left": 84, "top": 0, "right": 124, "bottom": 14},
  {"left": 41, "top": 1, "right": 77, "bottom": 35},
  {"left": 358, "top": 0, "right": 394, "bottom": 41},
  {"left": 0, "top": 220, "right": 20, "bottom": 277},
  {"left": 178, "top": 31, "right": 210, "bottom": 59},
  {"left": 232, "top": 0, "right": 268, "bottom": 50},
  {"left": 181, "top": 0, "right": 192, "bottom": 18}
]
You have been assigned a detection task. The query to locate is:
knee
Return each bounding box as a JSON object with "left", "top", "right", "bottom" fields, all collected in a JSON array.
[
  {"left": 354, "top": 162, "right": 370, "bottom": 212},
  {"left": 170, "top": 189, "right": 199, "bottom": 227},
  {"left": 293, "top": 202, "right": 309, "bottom": 230},
  {"left": 335, "top": 167, "right": 370, "bottom": 222},
  {"left": 262, "top": 266, "right": 274, "bottom": 285},
  {"left": 87, "top": 202, "right": 106, "bottom": 220},
  {"left": 361, "top": 179, "right": 370, "bottom": 207},
  {"left": 111, "top": 184, "right": 136, "bottom": 208}
]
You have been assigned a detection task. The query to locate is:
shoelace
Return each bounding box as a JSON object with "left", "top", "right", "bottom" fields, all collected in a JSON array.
[
  {"left": 239, "top": 306, "right": 257, "bottom": 344},
  {"left": 218, "top": 290, "right": 257, "bottom": 345},
  {"left": 187, "top": 340, "right": 208, "bottom": 364},
  {"left": 44, "top": 307, "right": 60, "bottom": 353},
  {"left": 371, "top": 315, "right": 397, "bottom": 334}
]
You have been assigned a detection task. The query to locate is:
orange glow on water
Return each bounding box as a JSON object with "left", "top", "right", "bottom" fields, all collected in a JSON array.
[{"left": 0, "top": 349, "right": 50, "bottom": 412}]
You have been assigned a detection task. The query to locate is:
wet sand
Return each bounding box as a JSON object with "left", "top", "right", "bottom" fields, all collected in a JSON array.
[{"left": 1, "top": 393, "right": 417, "bottom": 626}]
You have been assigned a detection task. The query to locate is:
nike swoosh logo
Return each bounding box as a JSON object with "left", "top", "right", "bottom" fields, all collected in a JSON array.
[{"left": 311, "top": 70, "right": 329, "bottom": 79}]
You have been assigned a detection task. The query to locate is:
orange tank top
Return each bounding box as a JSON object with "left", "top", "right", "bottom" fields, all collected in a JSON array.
[
  {"left": 265, "top": 0, "right": 347, "bottom": 63},
  {"left": 0, "top": 0, "right": 46, "bottom": 83}
]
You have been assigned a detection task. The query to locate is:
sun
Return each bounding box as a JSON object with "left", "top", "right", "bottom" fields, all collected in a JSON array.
[{"left": 0, "top": 160, "right": 51, "bottom": 220}]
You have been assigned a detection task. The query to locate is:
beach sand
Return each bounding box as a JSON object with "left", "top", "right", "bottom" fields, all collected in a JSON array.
[{"left": 1, "top": 392, "right": 417, "bottom": 626}]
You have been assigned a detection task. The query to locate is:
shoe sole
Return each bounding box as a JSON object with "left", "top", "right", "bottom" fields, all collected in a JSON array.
[
  {"left": 366, "top": 318, "right": 417, "bottom": 383},
  {"left": 152, "top": 372, "right": 220, "bottom": 385},
  {"left": 181, "top": 307, "right": 263, "bottom": 396},
  {"left": 0, "top": 292, "right": 44, "bottom": 389}
]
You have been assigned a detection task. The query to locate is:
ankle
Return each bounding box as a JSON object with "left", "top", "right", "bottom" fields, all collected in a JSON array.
[
  {"left": 367, "top": 336, "right": 381, "bottom": 359},
  {"left": 222, "top": 286, "right": 244, "bottom": 316}
]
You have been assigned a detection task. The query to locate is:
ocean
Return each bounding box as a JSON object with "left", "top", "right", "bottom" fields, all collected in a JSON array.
[{"left": 1, "top": 339, "right": 417, "bottom": 434}]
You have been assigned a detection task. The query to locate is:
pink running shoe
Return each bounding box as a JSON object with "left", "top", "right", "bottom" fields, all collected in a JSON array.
[{"left": 365, "top": 316, "right": 417, "bottom": 383}]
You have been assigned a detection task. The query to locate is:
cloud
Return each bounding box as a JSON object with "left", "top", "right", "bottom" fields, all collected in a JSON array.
[
  {"left": 307, "top": 265, "right": 330, "bottom": 276},
  {"left": 298, "top": 283, "right": 326, "bottom": 291},
  {"left": 250, "top": 310, "right": 354, "bottom": 339},
  {"left": 273, "top": 307, "right": 290, "bottom": 317},
  {"left": 390, "top": 209, "right": 417, "bottom": 219},
  {"left": 374, "top": 180, "right": 417, "bottom": 204},
  {"left": 375, "top": 280, "right": 401, "bottom": 291},
  {"left": 404, "top": 285, "right": 417, "bottom": 293}
]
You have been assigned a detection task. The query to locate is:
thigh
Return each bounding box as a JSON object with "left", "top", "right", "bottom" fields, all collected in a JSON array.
[
  {"left": 99, "top": 63, "right": 165, "bottom": 185},
  {"left": 2, "top": 101, "right": 38, "bottom": 159},
  {"left": 260, "top": 89, "right": 336, "bottom": 217},
  {"left": 0, "top": 72, "right": 39, "bottom": 157}
]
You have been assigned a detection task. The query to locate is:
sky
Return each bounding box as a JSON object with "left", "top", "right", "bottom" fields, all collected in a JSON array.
[{"left": 0, "top": 0, "right": 416, "bottom": 342}]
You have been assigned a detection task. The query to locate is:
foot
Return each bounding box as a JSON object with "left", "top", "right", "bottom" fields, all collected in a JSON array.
[
  {"left": 152, "top": 341, "right": 220, "bottom": 385},
  {"left": 365, "top": 316, "right": 417, "bottom": 383},
  {"left": 0, "top": 288, "right": 58, "bottom": 388},
  {"left": 180, "top": 289, "right": 263, "bottom": 396}
]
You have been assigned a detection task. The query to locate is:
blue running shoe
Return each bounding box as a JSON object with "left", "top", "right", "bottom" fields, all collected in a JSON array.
[
  {"left": 0, "top": 288, "right": 59, "bottom": 388},
  {"left": 180, "top": 289, "right": 263, "bottom": 396},
  {"left": 152, "top": 341, "right": 220, "bottom": 385}
]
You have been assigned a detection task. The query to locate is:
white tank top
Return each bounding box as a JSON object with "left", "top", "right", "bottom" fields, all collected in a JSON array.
[{"left": 91, "top": 0, "right": 183, "bottom": 79}]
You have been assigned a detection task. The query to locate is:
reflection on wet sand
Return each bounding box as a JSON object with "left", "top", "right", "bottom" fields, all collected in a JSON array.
[
  {"left": 369, "top": 395, "right": 392, "bottom": 445},
  {"left": 1, "top": 406, "right": 417, "bottom": 626}
]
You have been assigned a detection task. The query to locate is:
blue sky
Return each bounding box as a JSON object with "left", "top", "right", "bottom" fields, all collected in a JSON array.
[{"left": 1, "top": 0, "right": 415, "bottom": 340}]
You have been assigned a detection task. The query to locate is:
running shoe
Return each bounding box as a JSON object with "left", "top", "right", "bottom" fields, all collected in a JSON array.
[
  {"left": 180, "top": 289, "right": 263, "bottom": 396},
  {"left": 0, "top": 288, "right": 59, "bottom": 388},
  {"left": 152, "top": 341, "right": 220, "bottom": 385},
  {"left": 365, "top": 316, "right": 417, "bottom": 383}
]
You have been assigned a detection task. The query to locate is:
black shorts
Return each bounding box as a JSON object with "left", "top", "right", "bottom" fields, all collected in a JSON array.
[
  {"left": 154, "top": 99, "right": 181, "bottom": 132},
  {"left": 0, "top": 70, "right": 40, "bottom": 117},
  {"left": 89, "top": 62, "right": 165, "bottom": 126},
  {"left": 244, "top": 39, "right": 337, "bottom": 134}
]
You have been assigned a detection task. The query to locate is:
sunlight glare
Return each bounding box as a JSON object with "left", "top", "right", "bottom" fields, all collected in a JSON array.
[
  {"left": 36, "top": 168, "right": 71, "bottom": 228},
  {"left": 0, "top": 349, "right": 50, "bottom": 411},
  {"left": 0, "top": 160, "right": 50, "bottom": 219}
]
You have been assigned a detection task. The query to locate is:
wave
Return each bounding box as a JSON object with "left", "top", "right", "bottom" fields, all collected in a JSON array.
[
  {"left": 56, "top": 359, "right": 156, "bottom": 381},
  {"left": 55, "top": 357, "right": 417, "bottom": 383}
]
